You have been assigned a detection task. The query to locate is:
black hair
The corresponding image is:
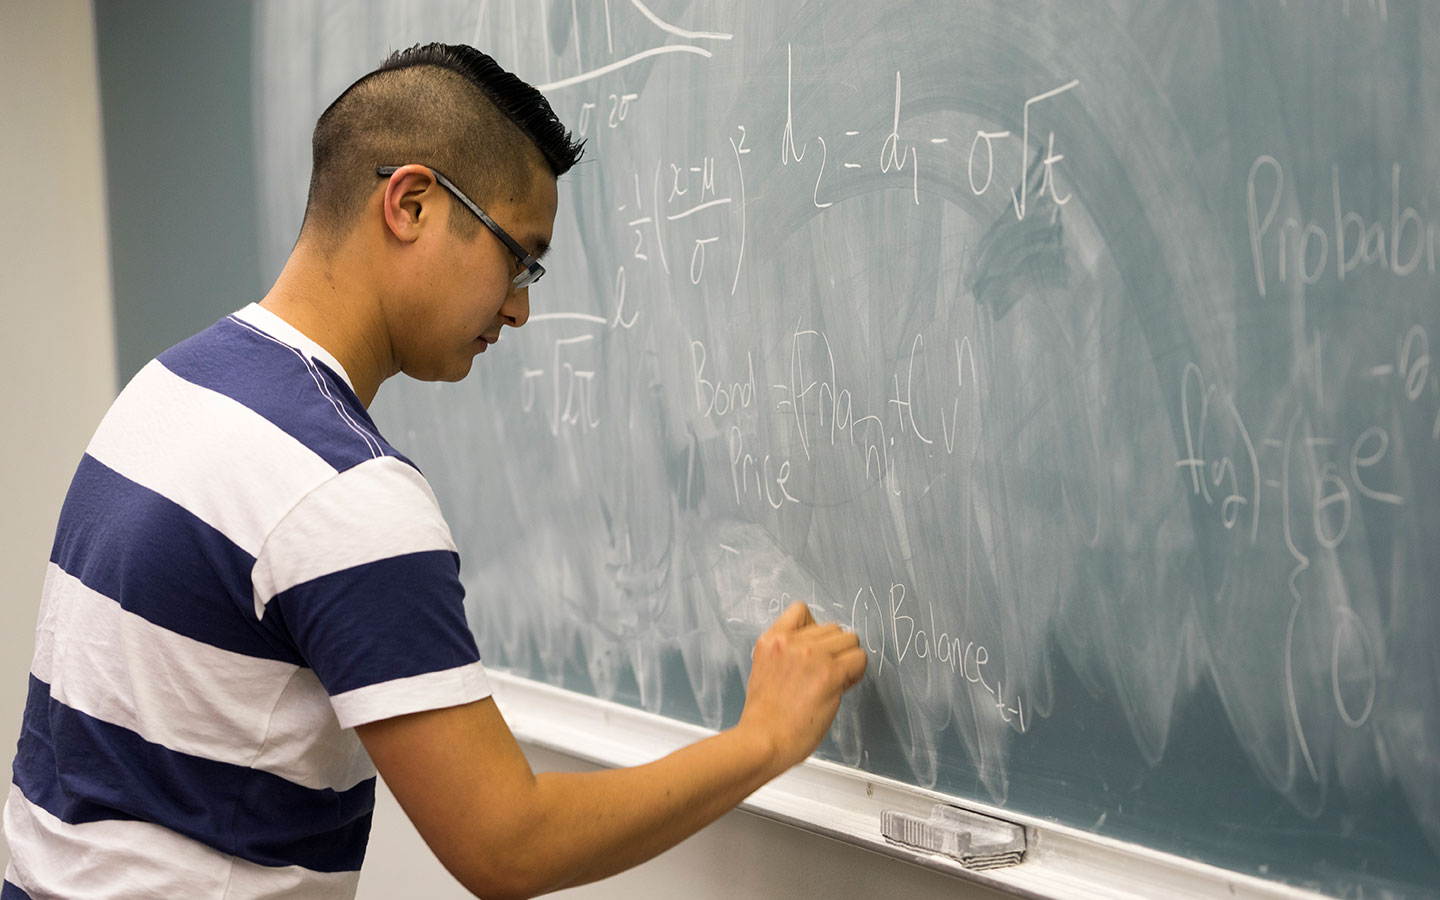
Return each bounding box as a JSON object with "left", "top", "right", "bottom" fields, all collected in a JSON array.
[
  {"left": 372, "top": 43, "right": 585, "bottom": 178},
  {"left": 300, "top": 42, "right": 585, "bottom": 246}
]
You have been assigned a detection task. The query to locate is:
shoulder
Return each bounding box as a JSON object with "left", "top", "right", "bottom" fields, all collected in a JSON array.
[
  {"left": 85, "top": 310, "right": 429, "bottom": 565},
  {"left": 155, "top": 311, "right": 405, "bottom": 473}
]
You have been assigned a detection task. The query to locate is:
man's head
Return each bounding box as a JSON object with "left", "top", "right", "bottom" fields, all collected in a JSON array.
[
  {"left": 301, "top": 43, "right": 583, "bottom": 247},
  {"left": 289, "top": 43, "right": 584, "bottom": 389}
]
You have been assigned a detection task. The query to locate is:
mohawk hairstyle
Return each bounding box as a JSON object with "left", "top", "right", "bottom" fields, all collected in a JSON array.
[
  {"left": 374, "top": 43, "right": 585, "bottom": 178},
  {"left": 300, "top": 42, "right": 585, "bottom": 247}
]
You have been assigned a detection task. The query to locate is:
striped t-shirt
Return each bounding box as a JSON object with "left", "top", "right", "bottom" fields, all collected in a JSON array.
[{"left": 3, "top": 304, "right": 492, "bottom": 899}]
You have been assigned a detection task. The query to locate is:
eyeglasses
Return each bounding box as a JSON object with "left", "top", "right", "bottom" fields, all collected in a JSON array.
[{"left": 376, "top": 165, "right": 545, "bottom": 289}]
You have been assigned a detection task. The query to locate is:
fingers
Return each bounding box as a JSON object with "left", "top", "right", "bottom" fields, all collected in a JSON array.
[
  {"left": 813, "top": 628, "right": 866, "bottom": 689},
  {"left": 795, "top": 619, "right": 867, "bottom": 688},
  {"left": 836, "top": 645, "right": 868, "bottom": 688},
  {"left": 774, "top": 610, "right": 850, "bottom": 643},
  {"left": 772, "top": 600, "right": 815, "bottom": 632},
  {"left": 760, "top": 605, "right": 867, "bottom": 690},
  {"left": 813, "top": 626, "right": 859, "bottom": 655},
  {"left": 776, "top": 613, "right": 862, "bottom": 662}
]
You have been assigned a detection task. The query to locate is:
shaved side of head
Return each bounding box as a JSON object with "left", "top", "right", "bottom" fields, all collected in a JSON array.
[{"left": 300, "top": 43, "right": 584, "bottom": 250}]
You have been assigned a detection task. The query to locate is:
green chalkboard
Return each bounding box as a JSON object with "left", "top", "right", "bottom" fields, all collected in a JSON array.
[{"left": 251, "top": 2, "right": 1440, "bottom": 897}]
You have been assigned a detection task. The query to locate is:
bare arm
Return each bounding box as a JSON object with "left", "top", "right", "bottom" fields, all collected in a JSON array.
[{"left": 357, "top": 603, "right": 866, "bottom": 900}]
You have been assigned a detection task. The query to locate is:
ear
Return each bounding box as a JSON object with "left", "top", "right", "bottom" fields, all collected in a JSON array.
[{"left": 379, "top": 165, "right": 440, "bottom": 243}]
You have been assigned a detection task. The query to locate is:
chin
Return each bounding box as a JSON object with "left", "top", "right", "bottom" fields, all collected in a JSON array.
[
  {"left": 445, "top": 359, "right": 476, "bottom": 381},
  {"left": 406, "top": 357, "right": 475, "bottom": 383}
]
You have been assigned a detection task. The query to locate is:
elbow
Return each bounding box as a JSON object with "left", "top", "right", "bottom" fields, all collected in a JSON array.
[
  {"left": 458, "top": 879, "right": 532, "bottom": 900},
  {"left": 456, "top": 867, "right": 550, "bottom": 900},
  {"left": 451, "top": 845, "right": 560, "bottom": 900}
]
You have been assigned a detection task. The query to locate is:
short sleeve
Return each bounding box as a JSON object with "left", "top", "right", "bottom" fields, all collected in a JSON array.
[{"left": 251, "top": 456, "right": 491, "bottom": 728}]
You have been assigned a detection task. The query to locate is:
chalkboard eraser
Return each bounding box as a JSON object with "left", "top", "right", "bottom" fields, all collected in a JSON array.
[{"left": 880, "top": 804, "right": 1027, "bottom": 870}]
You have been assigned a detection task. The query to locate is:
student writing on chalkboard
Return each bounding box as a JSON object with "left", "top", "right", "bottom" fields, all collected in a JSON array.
[{"left": 1, "top": 42, "right": 866, "bottom": 900}]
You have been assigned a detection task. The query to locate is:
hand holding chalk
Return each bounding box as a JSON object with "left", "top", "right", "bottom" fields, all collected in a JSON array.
[{"left": 737, "top": 601, "right": 868, "bottom": 775}]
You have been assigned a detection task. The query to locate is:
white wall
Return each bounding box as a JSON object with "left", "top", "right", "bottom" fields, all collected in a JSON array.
[{"left": 0, "top": 0, "right": 118, "bottom": 876}]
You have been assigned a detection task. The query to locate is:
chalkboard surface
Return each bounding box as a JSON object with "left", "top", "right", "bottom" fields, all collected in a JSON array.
[{"left": 254, "top": 2, "right": 1439, "bottom": 897}]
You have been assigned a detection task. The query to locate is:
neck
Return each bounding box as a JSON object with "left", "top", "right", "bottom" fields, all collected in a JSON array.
[{"left": 258, "top": 236, "right": 393, "bottom": 407}]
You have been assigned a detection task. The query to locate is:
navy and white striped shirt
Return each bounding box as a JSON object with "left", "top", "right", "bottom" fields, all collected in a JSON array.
[{"left": 4, "top": 304, "right": 491, "bottom": 899}]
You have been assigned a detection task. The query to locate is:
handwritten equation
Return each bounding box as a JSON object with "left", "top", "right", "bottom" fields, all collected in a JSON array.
[
  {"left": 490, "top": 9, "right": 1433, "bottom": 753},
  {"left": 1176, "top": 319, "right": 1435, "bottom": 777}
]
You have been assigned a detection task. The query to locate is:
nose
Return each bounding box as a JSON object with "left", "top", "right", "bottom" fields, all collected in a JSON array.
[{"left": 501, "top": 284, "right": 529, "bottom": 328}]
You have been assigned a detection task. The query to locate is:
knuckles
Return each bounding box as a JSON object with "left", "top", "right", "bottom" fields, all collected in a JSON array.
[{"left": 753, "top": 621, "right": 868, "bottom": 697}]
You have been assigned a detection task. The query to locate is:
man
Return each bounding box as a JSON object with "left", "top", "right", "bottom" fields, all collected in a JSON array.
[{"left": 3, "top": 43, "right": 865, "bottom": 899}]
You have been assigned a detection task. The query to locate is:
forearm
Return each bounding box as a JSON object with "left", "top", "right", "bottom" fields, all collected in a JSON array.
[
  {"left": 510, "top": 724, "right": 779, "bottom": 894},
  {"left": 366, "top": 702, "right": 780, "bottom": 900}
]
